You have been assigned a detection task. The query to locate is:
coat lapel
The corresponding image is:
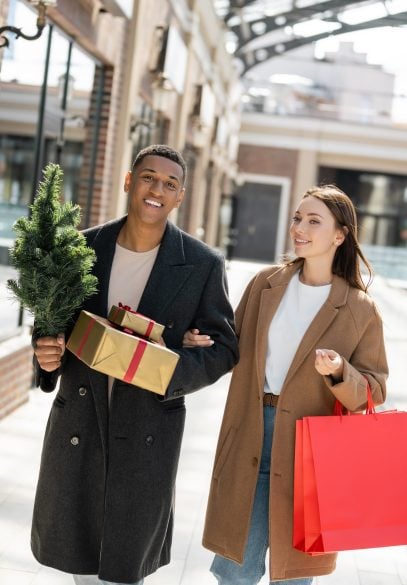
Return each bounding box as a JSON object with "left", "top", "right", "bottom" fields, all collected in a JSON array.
[
  {"left": 283, "top": 273, "right": 349, "bottom": 387},
  {"left": 255, "top": 265, "right": 350, "bottom": 393},
  {"left": 84, "top": 216, "right": 126, "bottom": 318},
  {"left": 82, "top": 217, "right": 126, "bottom": 452},
  {"left": 255, "top": 265, "right": 294, "bottom": 392},
  {"left": 137, "top": 222, "right": 194, "bottom": 322}
]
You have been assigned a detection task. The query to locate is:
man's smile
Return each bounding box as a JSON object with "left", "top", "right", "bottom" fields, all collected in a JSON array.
[{"left": 144, "top": 198, "right": 163, "bottom": 208}]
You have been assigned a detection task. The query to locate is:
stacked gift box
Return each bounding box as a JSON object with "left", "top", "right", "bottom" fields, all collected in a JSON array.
[{"left": 66, "top": 305, "right": 179, "bottom": 395}]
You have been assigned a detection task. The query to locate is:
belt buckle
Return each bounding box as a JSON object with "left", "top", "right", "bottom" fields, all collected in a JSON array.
[{"left": 263, "top": 393, "right": 279, "bottom": 407}]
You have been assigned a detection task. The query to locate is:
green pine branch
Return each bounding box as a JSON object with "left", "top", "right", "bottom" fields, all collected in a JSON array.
[{"left": 7, "top": 163, "right": 98, "bottom": 337}]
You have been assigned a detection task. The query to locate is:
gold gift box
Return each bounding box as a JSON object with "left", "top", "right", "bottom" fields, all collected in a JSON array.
[
  {"left": 67, "top": 310, "right": 179, "bottom": 395},
  {"left": 107, "top": 305, "right": 164, "bottom": 343}
]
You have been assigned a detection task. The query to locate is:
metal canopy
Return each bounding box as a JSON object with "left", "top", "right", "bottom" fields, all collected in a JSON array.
[{"left": 213, "top": 1, "right": 407, "bottom": 75}]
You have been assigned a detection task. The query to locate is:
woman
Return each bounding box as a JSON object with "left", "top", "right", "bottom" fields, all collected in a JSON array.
[{"left": 183, "top": 185, "right": 388, "bottom": 585}]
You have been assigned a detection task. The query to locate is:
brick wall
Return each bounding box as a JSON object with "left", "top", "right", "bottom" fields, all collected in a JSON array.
[
  {"left": 77, "top": 65, "right": 114, "bottom": 228},
  {"left": 77, "top": 17, "right": 128, "bottom": 229},
  {"left": 0, "top": 333, "right": 33, "bottom": 420},
  {"left": 237, "top": 144, "right": 299, "bottom": 180}
]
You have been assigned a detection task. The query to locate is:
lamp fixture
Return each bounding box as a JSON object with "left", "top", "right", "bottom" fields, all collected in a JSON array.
[
  {"left": 151, "top": 73, "right": 175, "bottom": 115},
  {"left": 129, "top": 118, "right": 155, "bottom": 141},
  {"left": 0, "top": 0, "right": 57, "bottom": 50}
]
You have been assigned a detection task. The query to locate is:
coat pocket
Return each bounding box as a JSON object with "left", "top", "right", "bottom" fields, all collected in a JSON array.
[{"left": 213, "top": 426, "right": 237, "bottom": 479}]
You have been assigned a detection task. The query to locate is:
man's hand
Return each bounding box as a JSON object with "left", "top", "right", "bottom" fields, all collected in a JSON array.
[
  {"left": 182, "top": 328, "right": 214, "bottom": 348},
  {"left": 34, "top": 334, "right": 65, "bottom": 372},
  {"left": 315, "top": 348, "right": 343, "bottom": 382}
]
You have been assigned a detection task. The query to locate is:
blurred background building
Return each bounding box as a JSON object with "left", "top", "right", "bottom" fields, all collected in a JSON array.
[{"left": 1, "top": 0, "right": 407, "bottom": 418}]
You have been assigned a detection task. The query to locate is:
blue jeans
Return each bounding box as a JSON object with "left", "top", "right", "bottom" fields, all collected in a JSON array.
[
  {"left": 211, "top": 406, "right": 313, "bottom": 585},
  {"left": 73, "top": 575, "right": 144, "bottom": 585}
]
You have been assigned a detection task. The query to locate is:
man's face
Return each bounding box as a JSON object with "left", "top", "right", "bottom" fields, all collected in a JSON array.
[{"left": 124, "top": 155, "right": 185, "bottom": 227}]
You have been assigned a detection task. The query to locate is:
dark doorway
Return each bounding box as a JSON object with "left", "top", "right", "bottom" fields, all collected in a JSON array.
[{"left": 232, "top": 181, "right": 282, "bottom": 262}]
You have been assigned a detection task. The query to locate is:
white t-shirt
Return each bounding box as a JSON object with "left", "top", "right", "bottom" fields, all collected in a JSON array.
[
  {"left": 108, "top": 243, "right": 160, "bottom": 312},
  {"left": 107, "top": 243, "right": 160, "bottom": 402},
  {"left": 264, "top": 271, "right": 331, "bottom": 395}
]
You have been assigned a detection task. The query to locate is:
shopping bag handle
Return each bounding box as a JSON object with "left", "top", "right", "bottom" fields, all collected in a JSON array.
[{"left": 333, "top": 380, "right": 375, "bottom": 416}]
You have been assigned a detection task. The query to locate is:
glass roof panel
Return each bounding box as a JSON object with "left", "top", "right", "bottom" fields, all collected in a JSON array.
[
  {"left": 295, "top": 0, "right": 331, "bottom": 7},
  {"left": 292, "top": 19, "right": 343, "bottom": 37},
  {"left": 212, "top": 0, "right": 407, "bottom": 74},
  {"left": 385, "top": 0, "right": 407, "bottom": 14},
  {"left": 213, "top": 0, "right": 296, "bottom": 22},
  {"left": 339, "top": 2, "right": 388, "bottom": 24}
]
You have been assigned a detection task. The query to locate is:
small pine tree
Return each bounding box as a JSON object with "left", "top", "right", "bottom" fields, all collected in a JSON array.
[{"left": 7, "top": 163, "right": 98, "bottom": 337}]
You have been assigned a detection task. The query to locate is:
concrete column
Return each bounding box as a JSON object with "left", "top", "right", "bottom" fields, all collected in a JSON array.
[
  {"left": 292, "top": 149, "right": 318, "bottom": 206},
  {"left": 204, "top": 162, "right": 223, "bottom": 246},
  {"left": 171, "top": 11, "right": 198, "bottom": 151},
  {"left": 187, "top": 141, "right": 211, "bottom": 238},
  {"left": 110, "top": 0, "right": 148, "bottom": 218}
]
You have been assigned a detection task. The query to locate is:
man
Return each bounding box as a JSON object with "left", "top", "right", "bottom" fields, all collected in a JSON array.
[{"left": 32, "top": 144, "right": 238, "bottom": 585}]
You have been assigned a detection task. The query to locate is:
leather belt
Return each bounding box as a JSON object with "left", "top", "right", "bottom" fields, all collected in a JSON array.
[{"left": 263, "top": 393, "right": 279, "bottom": 407}]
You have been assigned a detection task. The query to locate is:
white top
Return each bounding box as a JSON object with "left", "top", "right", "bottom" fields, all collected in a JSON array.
[
  {"left": 107, "top": 243, "right": 160, "bottom": 401},
  {"left": 264, "top": 271, "right": 331, "bottom": 395},
  {"left": 108, "top": 243, "right": 160, "bottom": 311}
]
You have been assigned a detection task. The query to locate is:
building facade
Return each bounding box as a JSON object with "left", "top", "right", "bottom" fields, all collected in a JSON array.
[
  {"left": 231, "top": 43, "right": 407, "bottom": 263},
  {"left": 0, "top": 0, "right": 240, "bottom": 418}
]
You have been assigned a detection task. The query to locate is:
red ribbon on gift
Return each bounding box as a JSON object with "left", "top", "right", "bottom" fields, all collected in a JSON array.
[
  {"left": 123, "top": 339, "right": 148, "bottom": 383},
  {"left": 77, "top": 318, "right": 96, "bottom": 357},
  {"left": 75, "top": 313, "right": 147, "bottom": 384},
  {"left": 116, "top": 302, "right": 156, "bottom": 339}
]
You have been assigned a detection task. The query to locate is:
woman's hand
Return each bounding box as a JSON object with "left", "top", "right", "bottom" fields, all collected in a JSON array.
[
  {"left": 34, "top": 334, "right": 65, "bottom": 372},
  {"left": 182, "top": 328, "right": 214, "bottom": 348},
  {"left": 315, "top": 348, "right": 343, "bottom": 382}
]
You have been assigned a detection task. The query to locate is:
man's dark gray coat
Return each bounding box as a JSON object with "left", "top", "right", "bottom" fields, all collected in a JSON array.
[{"left": 31, "top": 217, "right": 238, "bottom": 583}]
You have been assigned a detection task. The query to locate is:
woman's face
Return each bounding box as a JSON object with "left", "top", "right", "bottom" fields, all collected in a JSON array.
[{"left": 290, "top": 196, "right": 345, "bottom": 264}]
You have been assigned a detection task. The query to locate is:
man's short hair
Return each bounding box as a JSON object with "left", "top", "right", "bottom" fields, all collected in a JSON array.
[{"left": 132, "top": 144, "right": 187, "bottom": 185}]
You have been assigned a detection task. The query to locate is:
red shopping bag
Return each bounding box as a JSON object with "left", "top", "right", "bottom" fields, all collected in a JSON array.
[{"left": 293, "top": 388, "right": 407, "bottom": 554}]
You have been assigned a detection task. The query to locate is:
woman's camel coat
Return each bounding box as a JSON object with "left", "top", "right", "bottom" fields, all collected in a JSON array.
[{"left": 203, "top": 263, "right": 388, "bottom": 582}]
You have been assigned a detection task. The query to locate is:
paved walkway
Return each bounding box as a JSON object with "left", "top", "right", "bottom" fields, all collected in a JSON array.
[{"left": 0, "top": 260, "right": 406, "bottom": 585}]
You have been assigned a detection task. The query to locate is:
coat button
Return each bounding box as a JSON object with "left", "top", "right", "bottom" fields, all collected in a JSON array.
[
  {"left": 145, "top": 435, "right": 155, "bottom": 447},
  {"left": 78, "top": 386, "right": 87, "bottom": 396},
  {"left": 70, "top": 436, "right": 80, "bottom": 446},
  {"left": 252, "top": 457, "right": 258, "bottom": 467},
  {"left": 166, "top": 320, "right": 174, "bottom": 329}
]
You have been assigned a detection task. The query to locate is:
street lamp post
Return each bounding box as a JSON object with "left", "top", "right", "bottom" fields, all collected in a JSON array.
[{"left": 0, "top": 0, "right": 57, "bottom": 49}]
